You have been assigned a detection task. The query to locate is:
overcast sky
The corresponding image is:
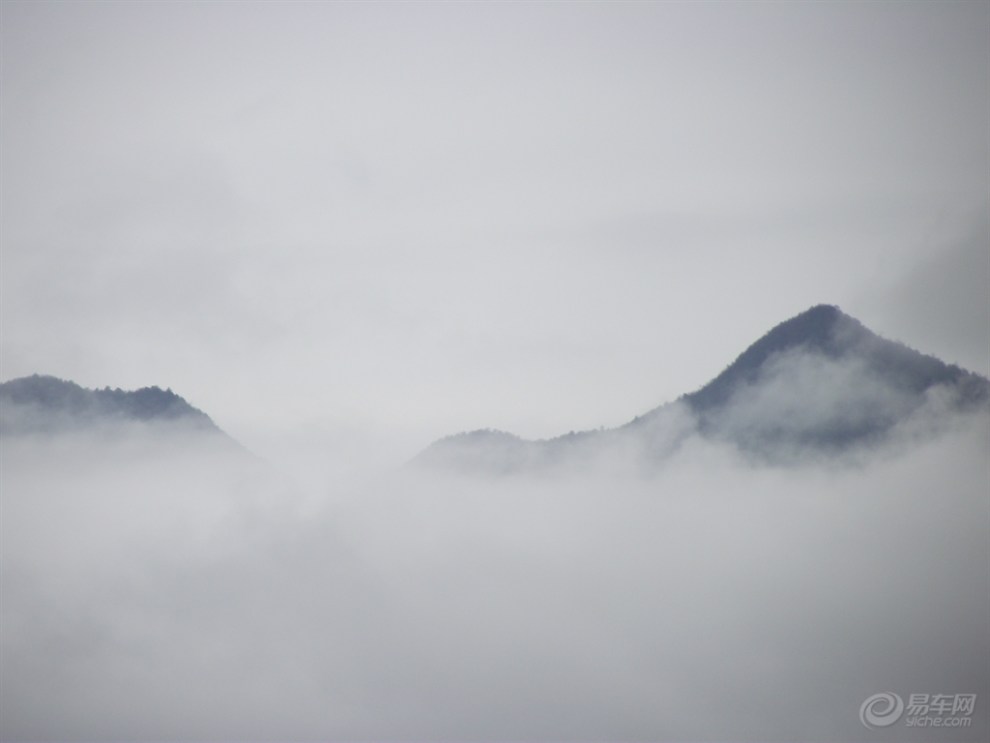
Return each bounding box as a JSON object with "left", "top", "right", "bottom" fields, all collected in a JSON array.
[{"left": 2, "top": 0, "right": 988, "bottom": 464}]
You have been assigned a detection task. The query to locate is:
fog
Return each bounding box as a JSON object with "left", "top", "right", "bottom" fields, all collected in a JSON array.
[
  {"left": 701, "top": 349, "right": 977, "bottom": 465},
  {"left": 2, "top": 407, "right": 987, "bottom": 741}
]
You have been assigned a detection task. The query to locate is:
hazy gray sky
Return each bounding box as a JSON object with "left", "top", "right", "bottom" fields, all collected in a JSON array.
[{"left": 2, "top": 0, "right": 987, "bottom": 462}]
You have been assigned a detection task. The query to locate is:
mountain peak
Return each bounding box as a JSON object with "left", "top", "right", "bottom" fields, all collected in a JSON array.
[
  {"left": 761, "top": 303, "right": 859, "bottom": 350},
  {"left": 684, "top": 305, "right": 871, "bottom": 412},
  {"left": 679, "top": 304, "right": 987, "bottom": 453}
]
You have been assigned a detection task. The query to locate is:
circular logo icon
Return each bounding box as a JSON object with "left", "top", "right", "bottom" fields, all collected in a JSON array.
[{"left": 860, "top": 692, "right": 904, "bottom": 729}]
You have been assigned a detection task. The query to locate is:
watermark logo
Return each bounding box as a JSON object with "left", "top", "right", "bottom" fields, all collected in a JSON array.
[
  {"left": 860, "top": 692, "right": 976, "bottom": 730},
  {"left": 860, "top": 692, "right": 904, "bottom": 729}
]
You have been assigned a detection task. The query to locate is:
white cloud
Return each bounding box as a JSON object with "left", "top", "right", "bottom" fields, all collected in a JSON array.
[{"left": 2, "top": 414, "right": 987, "bottom": 740}]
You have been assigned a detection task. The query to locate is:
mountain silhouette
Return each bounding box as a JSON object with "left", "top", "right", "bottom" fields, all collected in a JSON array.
[
  {"left": 0, "top": 374, "right": 224, "bottom": 438},
  {"left": 683, "top": 304, "right": 984, "bottom": 413},
  {"left": 418, "top": 305, "right": 989, "bottom": 472}
]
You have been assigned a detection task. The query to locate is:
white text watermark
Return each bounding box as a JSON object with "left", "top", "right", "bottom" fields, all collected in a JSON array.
[{"left": 860, "top": 692, "right": 976, "bottom": 730}]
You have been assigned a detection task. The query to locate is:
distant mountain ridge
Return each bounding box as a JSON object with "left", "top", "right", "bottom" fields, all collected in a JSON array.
[
  {"left": 0, "top": 374, "right": 222, "bottom": 437},
  {"left": 419, "top": 305, "right": 990, "bottom": 472}
]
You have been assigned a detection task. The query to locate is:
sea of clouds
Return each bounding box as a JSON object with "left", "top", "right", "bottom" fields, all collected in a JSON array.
[{"left": 1, "top": 403, "right": 987, "bottom": 741}]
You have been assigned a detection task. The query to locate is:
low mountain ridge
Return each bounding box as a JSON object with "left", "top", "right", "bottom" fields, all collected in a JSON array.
[
  {"left": 418, "top": 305, "right": 990, "bottom": 472},
  {"left": 0, "top": 374, "right": 222, "bottom": 437}
]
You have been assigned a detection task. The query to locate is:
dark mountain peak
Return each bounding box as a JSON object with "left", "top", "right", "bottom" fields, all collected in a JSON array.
[
  {"left": 678, "top": 305, "right": 988, "bottom": 454},
  {"left": 765, "top": 303, "right": 864, "bottom": 353},
  {"left": 680, "top": 303, "right": 986, "bottom": 416},
  {"left": 764, "top": 303, "right": 847, "bottom": 344},
  {"left": 0, "top": 374, "right": 220, "bottom": 436},
  {"left": 684, "top": 304, "right": 867, "bottom": 413}
]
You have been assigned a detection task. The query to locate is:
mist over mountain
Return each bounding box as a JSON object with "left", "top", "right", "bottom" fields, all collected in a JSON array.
[{"left": 419, "top": 305, "right": 990, "bottom": 473}]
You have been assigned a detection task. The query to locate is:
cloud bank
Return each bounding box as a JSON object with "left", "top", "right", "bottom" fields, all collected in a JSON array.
[{"left": 2, "top": 409, "right": 987, "bottom": 741}]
